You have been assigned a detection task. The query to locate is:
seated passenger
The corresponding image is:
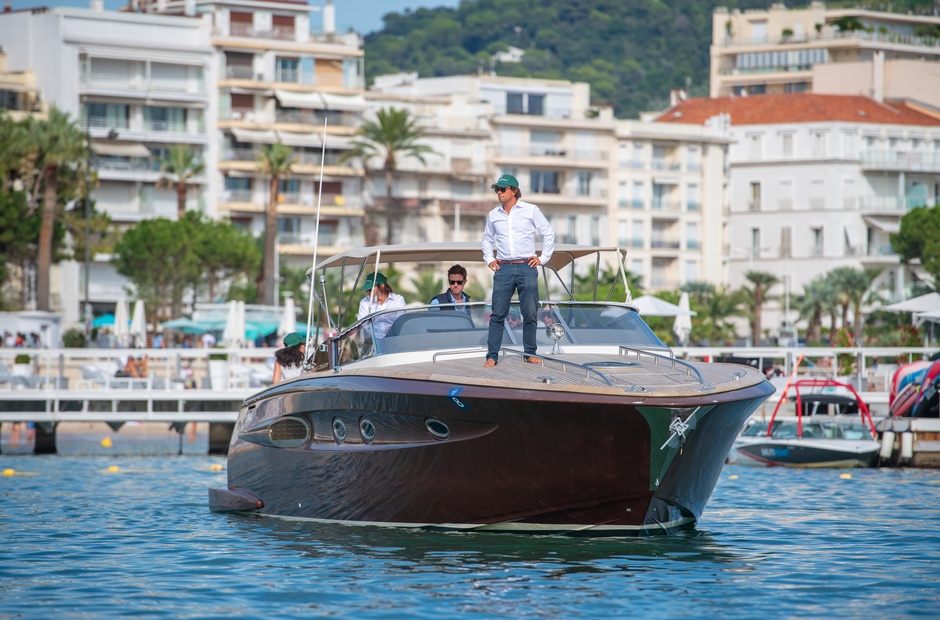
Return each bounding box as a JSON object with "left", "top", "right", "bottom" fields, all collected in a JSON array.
[
  {"left": 429, "top": 264, "right": 471, "bottom": 313},
  {"left": 357, "top": 272, "right": 406, "bottom": 338}
]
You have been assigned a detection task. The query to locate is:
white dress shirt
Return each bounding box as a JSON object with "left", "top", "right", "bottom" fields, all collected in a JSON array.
[
  {"left": 357, "top": 293, "right": 406, "bottom": 338},
  {"left": 482, "top": 199, "right": 555, "bottom": 264}
]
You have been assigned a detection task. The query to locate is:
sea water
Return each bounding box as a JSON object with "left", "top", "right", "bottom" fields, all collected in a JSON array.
[{"left": 1, "top": 430, "right": 938, "bottom": 619}]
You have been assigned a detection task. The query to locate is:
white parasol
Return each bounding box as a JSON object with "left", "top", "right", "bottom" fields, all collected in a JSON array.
[
  {"left": 222, "top": 300, "right": 246, "bottom": 348},
  {"left": 632, "top": 294, "right": 697, "bottom": 317},
  {"left": 129, "top": 300, "right": 147, "bottom": 348},
  {"left": 673, "top": 292, "right": 693, "bottom": 346},
  {"left": 278, "top": 296, "right": 297, "bottom": 337},
  {"left": 112, "top": 297, "right": 130, "bottom": 347}
]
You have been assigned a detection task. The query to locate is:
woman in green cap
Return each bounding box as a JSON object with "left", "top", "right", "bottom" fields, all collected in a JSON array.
[
  {"left": 356, "top": 271, "right": 406, "bottom": 338},
  {"left": 272, "top": 332, "right": 306, "bottom": 382}
]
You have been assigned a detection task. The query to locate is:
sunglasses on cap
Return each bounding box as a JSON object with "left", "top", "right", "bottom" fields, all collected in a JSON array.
[
  {"left": 494, "top": 186, "right": 512, "bottom": 194},
  {"left": 449, "top": 279, "right": 464, "bottom": 285}
]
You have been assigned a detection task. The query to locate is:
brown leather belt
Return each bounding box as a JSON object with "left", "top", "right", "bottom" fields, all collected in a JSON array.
[{"left": 497, "top": 259, "right": 528, "bottom": 264}]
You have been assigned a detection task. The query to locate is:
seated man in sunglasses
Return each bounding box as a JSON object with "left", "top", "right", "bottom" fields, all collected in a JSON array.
[{"left": 429, "top": 264, "right": 471, "bottom": 313}]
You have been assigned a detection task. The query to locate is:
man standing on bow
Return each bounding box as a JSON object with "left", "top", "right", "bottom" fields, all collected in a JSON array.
[{"left": 481, "top": 173, "right": 555, "bottom": 368}]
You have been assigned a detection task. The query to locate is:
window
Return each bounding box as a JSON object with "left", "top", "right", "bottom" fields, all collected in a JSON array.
[
  {"left": 748, "top": 134, "right": 762, "bottom": 159},
  {"left": 812, "top": 227, "right": 824, "bottom": 257},
  {"left": 780, "top": 227, "right": 792, "bottom": 259},
  {"left": 618, "top": 181, "right": 629, "bottom": 208},
  {"left": 566, "top": 215, "right": 578, "bottom": 244},
  {"left": 0, "top": 90, "right": 17, "bottom": 111},
  {"left": 276, "top": 57, "right": 299, "bottom": 83},
  {"left": 686, "top": 146, "right": 700, "bottom": 172},
  {"left": 277, "top": 216, "right": 301, "bottom": 234},
  {"left": 749, "top": 181, "right": 761, "bottom": 211},
  {"left": 530, "top": 170, "right": 560, "bottom": 194},
  {"left": 751, "top": 228, "right": 761, "bottom": 255},
  {"left": 778, "top": 179, "right": 793, "bottom": 210},
  {"left": 618, "top": 220, "right": 629, "bottom": 246},
  {"left": 686, "top": 221, "right": 699, "bottom": 250},
  {"left": 506, "top": 92, "right": 545, "bottom": 116},
  {"left": 576, "top": 171, "right": 592, "bottom": 196},
  {"left": 144, "top": 106, "right": 186, "bottom": 132},
  {"left": 590, "top": 216, "right": 600, "bottom": 246},
  {"left": 781, "top": 133, "right": 793, "bottom": 157},
  {"left": 810, "top": 180, "right": 825, "bottom": 209},
  {"left": 85, "top": 102, "right": 129, "bottom": 129},
  {"left": 812, "top": 131, "right": 826, "bottom": 157},
  {"left": 530, "top": 130, "right": 562, "bottom": 156},
  {"left": 632, "top": 142, "right": 643, "bottom": 168},
  {"left": 632, "top": 181, "right": 644, "bottom": 209},
  {"left": 278, "top": 179, "right": 300, "bottom": 201},
  {"left": 685, "top": 260, "right": 697, "bottom": 283},
  {"left": 686, "top": 184, "right": 699, "bottom": 211},
  {"left": 632, "top": 221, "right": 643, "bottom": 248}
]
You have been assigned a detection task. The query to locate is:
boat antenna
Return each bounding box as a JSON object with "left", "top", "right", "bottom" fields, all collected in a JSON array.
[
  {"left": 368, "top": 249, "right": 381, "bottom": 310},
  {"left": 617, "top": 246, "right": 632, "bottom": 303},
  {"left": 304, "top": 118, "right": 329, "bottom": 358}
]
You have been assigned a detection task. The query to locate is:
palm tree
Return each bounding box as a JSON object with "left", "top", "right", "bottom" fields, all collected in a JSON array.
[
  {"left": 156, "top": 144, "right": 205, "bottom": 219},
  {"left": 339, "top": 107, "right": 439, "bottom": 246},
  {"left": 794, "top": 276, "right": 829, "bottom": 344},
  {"left": 742, "top": 270, "right": 780, "bottom": 346},
  {"left": 828, "top": 266, "right": 881, "bottom": 344},
  {"left": 31, "top": 107, "right": 86, "bottom": 311},
  {"left": 257, "top": 142, "right": 296, "bottom": 305}
]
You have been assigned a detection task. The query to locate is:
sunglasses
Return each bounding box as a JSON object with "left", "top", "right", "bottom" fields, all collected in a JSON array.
[
  {"left": 449, "top": 279, "right": 465, "bottom": 285},
  {"left": 494, "top": 186, "right": 511, "bottom": 194}
]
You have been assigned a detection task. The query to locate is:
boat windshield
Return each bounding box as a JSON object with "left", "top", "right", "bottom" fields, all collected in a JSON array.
[{"left": 331, "top": 301, "right": 666, "bottom": 363}]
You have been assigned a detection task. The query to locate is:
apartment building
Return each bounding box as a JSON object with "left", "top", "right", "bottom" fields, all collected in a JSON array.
[
  {"left": 655, "top": 92, "right": 940, "bottom": 336},
  {"left": 613, "top": 114, "right": 730, "bottom": 291},
  {"left": 711, "top": 2, "right": 940, "bottom": 107},
  {"left": 0, "top": 47, "right": 46, "bottom": 120},
  {"left": 143, "top": 0, "right": 367, "bottom": 266},
  {"left": 0, "top": 5, "right": 214, "bottom": 320}
]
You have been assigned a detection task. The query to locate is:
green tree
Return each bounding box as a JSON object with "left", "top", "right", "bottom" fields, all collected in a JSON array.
[
  {"left": 29, "top": 107, "right": 86, "bottom": 310},
  {"left": 156, "top": 144, "right": 205, "bottom": 220},
  {"left": 257, "top": 142, "right": 296, "bottom": 305},
  {"left": 741, "top": 271, "right": 779, "bottom": 346},
  {"left": 794, "top": 276, "right": 829, "bottom": 344},
  {"left": 339, "top": 107, "right": 438, "bottom": 246},
  {"left": 409, "top": 268, "right": 444, "bottom": 303},
  {"left": 893, "top": 205, "right": 940, "bottom": 289},
  {"left": 191, "top": 212, "right": 261, "bottom": 303},
  {"left": 111, "top": 217, "right": 199, "bottom": 321}
]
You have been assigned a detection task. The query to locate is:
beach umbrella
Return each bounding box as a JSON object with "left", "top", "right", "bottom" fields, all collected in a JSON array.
[
  {"left": 113, "top": 297, "right": 130, "bottom": 347},
  {"left": 129, "top": 300, "right": 147, "bottom": 348},
  {"left": 222, "top": 300, "right": 246, "bottom": 348},
  {"left": 673, "top": 292, "right": 693, "bottom": 346},
  {"left": 632, "top": 294, "right": 696, "bottom": 317},
  {"left": 91, "top": 313, "right": 115, "bottom": 328},
  {"left": 884, "top": 292, "right": 940, "bottom": 314},
  {"left": 278, "top": 296, "right": 297, "bottom": 337}
]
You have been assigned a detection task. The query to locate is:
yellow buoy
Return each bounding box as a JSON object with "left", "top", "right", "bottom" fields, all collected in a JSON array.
[
  {"left": 728, "top": 474, "right": 739, "bottom": 480},
  {"left": 100, "top": 437, "right": 113, "bottom": 448},
  {"left": 2, "top": 468, "right": 15, "bottom": 477},
  {"left": 210, "top": 464, "right": 223, "bottom": 472},
  {"left": 107, "top": 465, "right": 120, "bottom": 473},
  {"left": 840, "top": 473, "right": 852, "bottom": 480}
]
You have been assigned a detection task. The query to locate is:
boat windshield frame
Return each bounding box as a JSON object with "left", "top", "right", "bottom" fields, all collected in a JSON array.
[{"left": 324, "top": 300, "right": 670, "bottom": 365}]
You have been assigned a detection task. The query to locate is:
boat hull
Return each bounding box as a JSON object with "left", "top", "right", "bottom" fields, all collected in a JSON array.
[
  {"left": 732, "top": 438, "right": 880, "bottom": 468},
  {"left": 210, "top": 374, "right": 773, "bottom": 535}
]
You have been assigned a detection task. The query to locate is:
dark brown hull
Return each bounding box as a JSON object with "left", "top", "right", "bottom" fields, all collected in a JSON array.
[{"left": 210, "top": 374, "right": 773, "bottom": 535}]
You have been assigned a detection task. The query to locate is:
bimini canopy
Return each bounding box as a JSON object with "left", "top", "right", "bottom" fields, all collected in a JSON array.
[{"left": 308, "top": 242, "right": 627, "bottom": 275}]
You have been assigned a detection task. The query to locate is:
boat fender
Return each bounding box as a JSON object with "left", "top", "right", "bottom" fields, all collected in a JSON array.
[
  {"left": 879, "top": 431, "right": 895, "bottom": 460},
  {"left": 900, "top": 432, "right": 914, "bottom": 460}
]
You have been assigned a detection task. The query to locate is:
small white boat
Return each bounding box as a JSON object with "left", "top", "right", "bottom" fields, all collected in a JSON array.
[{"left": 730, "top": 379, "right": 880, "bottom": 468}]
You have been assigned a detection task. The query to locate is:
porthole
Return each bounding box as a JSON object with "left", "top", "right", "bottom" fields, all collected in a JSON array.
[
  {"left": 332, "top": 418, "right": 347, "bottom": 444},
  {"left": 425, "top": 418, "right": 450, "bottom": 440},
  {"left": 268, "top": 417, "right": 310, "bottom": 448},
  {"left": 359, "top": 418, "right": 376, "bottom": 444}
]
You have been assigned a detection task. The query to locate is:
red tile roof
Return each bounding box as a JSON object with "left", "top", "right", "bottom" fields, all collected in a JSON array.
[{"left": 654, "top": 93, "right": 940, "bottom": 127}]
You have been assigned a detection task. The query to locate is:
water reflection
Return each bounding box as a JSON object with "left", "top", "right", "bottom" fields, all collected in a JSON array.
[{"left": 222, "top": 514, "right": 743, "bottom": 576}]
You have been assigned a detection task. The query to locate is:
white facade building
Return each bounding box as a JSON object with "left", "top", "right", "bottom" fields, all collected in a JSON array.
[
  {"left": 0, "top": 5, "right": 215, "bottom": 320},
  {"left": 656, "top": 92, "right": 940, "bottom": 340}
]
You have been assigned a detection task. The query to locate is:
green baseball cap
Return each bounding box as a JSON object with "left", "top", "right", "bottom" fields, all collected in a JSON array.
[
  {"left": 361, "top": 272, "right": 388, "bottom": 291},
  {"left": 491, "top": 174, "right": 519, "bottom": 190},
  {"left": 283, "top": 332, "right": 304, "bottom": 347}
]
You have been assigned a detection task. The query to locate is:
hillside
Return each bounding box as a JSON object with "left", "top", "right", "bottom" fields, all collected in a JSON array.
[{"left": 362, "top": 0, "right": 938, "bottom": 119}]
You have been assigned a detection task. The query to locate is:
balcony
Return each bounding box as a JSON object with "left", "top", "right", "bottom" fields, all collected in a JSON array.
[
  {"left": 618, "top": 199, "right": 644, "bottom": 210},
  {"left": 651, "top": 200, "right": 681, "bottom": 212},
  {"left": 224, "top": 23, "right": 297, "bottom": 42},
  {"left": 650, "top": 238, "right": 681, "bottom": 250},
  {"left": 860, "top": 150, "right": 940, "bottom": 173},
  {"left": 225, "top": 65, "right": 256, "bottom": 80}
]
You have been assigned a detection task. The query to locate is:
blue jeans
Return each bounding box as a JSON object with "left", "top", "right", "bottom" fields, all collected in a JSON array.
[{"left": 487, "top": 263, "right": 539, "bottom": 361}]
